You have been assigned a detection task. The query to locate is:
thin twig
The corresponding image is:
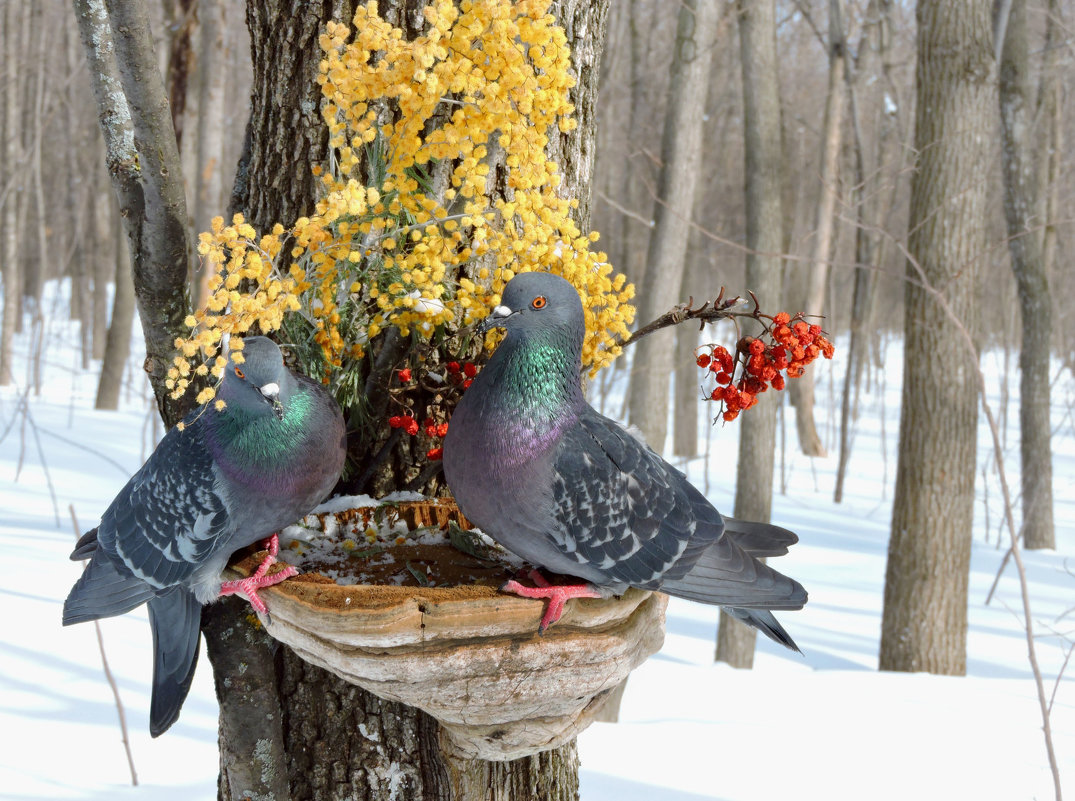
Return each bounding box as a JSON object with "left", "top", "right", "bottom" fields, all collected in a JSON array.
[
  {"left": 20, "top": 403, "right": 61, "bottom": 526},
  {"left": 69, "top": 505, "right": 138, "bottom": 786}
]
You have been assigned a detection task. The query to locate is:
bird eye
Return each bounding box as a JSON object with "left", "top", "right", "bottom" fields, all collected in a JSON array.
[
  {"left": 234, "top": 367, "right": 245, "bottom": 379},
  {"left": 531, "top": 296, "right": 547, "bottom": 309}
]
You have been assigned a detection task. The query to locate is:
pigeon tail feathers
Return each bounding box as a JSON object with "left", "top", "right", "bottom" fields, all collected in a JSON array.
[
  {"left": 70, "top": 528, "right": 99, "bottom": 561},
  {"left": 63, "top": 550, "right": 156, "bottom": 625},
  {"left": 723, "top": 607, "right": 802, "bottom": 653},
  {"left": 657, "top": 535, "right": 808, "bottom": 610},
  {"left": 147, "top": 588, "right": 202, "bottom": 737},
  {"left": 721, "top": 517, "right": 798, "bottom": 557}
]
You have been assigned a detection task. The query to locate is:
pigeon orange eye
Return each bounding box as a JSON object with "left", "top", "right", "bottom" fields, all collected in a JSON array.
[
  {"left": 234, "top": 367, "right": 245, "bottom": 379},
  {"left": 531, "top": 296, "right": 547, "bottom": 309}
]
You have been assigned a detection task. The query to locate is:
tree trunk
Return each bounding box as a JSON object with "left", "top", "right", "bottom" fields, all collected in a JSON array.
[
  {"left": 0, "top": 2, "right": 20, "bottom": 385},
  {"left": 626, "top": 0, "right": 721, "bottom": 454},
  {"left": 1034, "top": 0, "right": 1062, "bottom": 284},
  {"left": 999, "top": 0, "right": 1054, "bottom": 551},
  {"left": 715, "top": 0, "right": 785, "bottom": 669},
  {"left": 834, "top": 0, "right": 895, "bottom": 503},
  {"left": 205, "top": 2, "right": 610, "bottom": 797},
  {"left": 96, "top": 218, "right": 135, "bottom": 410},
  {"left": 879, "top": 0, "right": 994, "bottom": 676},
  {"left": 785, "top": 0, "right": 846, "bottom": 459},
  {"left": 92, "top": 158, "right": 114, "bottom": 361},
  {"left": 672, "top": 251, "right": 700, "bottom": 459},
  {"left": 192, "top": 0, "right": 227, "bottom": 310}
]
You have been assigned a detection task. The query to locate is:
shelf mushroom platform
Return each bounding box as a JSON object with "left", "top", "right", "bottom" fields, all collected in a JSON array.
[{"left": 225, "top": 499, "right": 667, "bottom": 761}]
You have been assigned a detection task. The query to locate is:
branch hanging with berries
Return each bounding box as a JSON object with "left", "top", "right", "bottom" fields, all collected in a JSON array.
[{"left": 613, "top": 289, "right": 835, "bottom": 423}]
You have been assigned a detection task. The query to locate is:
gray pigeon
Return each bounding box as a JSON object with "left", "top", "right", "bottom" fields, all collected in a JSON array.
[
  {"left": 443, "top": 272, "right": 807, "bottom": 648},
  {"left": 63, "top": 336, "right": 346, "bottom": 736}
]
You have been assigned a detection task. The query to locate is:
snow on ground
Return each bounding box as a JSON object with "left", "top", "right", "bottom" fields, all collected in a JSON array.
[{"left": 0, "top": 282, "right": 1071, "bottom": 800}]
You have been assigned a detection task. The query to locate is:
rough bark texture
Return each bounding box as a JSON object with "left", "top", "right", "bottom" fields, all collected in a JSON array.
[
  {"left": 715, "top": 0, "right": 784, "bottom": 669},
  {"left": 879, "top": 0, "right": 993, "bottom": 676},
  {"left": 998, "top": 0, "right": 1054, "bottom": 550},
  {"left": 626, "top": 0, "right": 720, "bottom": 454},
  {"left": 205, "top": 2, "right": 610, "bottom": 796},
  {"left": 786, "top": 0, "right": 846, "bottom": 459}
]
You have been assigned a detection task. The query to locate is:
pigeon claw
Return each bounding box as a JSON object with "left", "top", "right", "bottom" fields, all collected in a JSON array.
[
  {"left": 218, "top": 533, "right": 298, "bottom": 616},
  {"left": 501, "top": 577, "right": 602, "bottom": 634}
]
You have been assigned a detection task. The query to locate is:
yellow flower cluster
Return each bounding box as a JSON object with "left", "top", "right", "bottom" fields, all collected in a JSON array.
[
  {"left": 173, "top": 0, "right": 634, "bottom": 404},
  {"left": 168, "top": 217, "right": 299, "bottom": 401}
]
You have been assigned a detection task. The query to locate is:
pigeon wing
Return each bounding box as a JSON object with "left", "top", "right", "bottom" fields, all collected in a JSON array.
[
  {"left": 548, "top": 410, "right": 723, "bottom": 589},
  {"left": 96, "top": 421, "right": 232, "bottom": 589}
]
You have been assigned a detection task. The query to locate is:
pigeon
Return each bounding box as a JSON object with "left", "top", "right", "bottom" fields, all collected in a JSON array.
[
  {"left": 443, "top": 272, "right": 807, "bottom": 649},
  {"left": 63, "top": 336, "right": 346, "bottom": 736}
]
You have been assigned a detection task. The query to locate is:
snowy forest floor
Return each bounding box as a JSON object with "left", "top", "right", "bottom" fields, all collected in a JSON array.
[{"left": 0, "top": 283, "right": 1072, "bottom": 800}]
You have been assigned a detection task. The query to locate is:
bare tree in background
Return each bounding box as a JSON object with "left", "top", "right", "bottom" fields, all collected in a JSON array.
[
  {"left": 834, "top": 0, "right": 900, "bottom": 503},
  {"left": 998, "top": 0, "right": 1055, "bottom": 551},
  {"left": 96, "top": 220, "right": 135, "bottom": 411},
  {"left": 0, "top": 3, "right": 19, "bottom": 385},
  {"left": 627, "top": 0, "right": 721, "bottom": 454},
  {"left": 192, "top": 0, "right": 227, "bottom": 310},
  {"left": 715, "top": 0, "right": 785, "bottom": 669},
  {"left": 880, "top": 0, "right": 995, "bottom": 676},
  {"left": 785, "top": 0, "right": 847, "bottom": 459}
]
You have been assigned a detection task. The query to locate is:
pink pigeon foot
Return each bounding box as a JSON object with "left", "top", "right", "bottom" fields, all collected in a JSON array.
[
  {"left": 501, "top": 570, "right": 603, "bottom": 633},
  {"left": 218, "top": 533, "right": 297, "bottom": 615}
]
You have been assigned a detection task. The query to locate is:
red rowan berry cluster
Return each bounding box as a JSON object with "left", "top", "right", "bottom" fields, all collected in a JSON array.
[
  {"left": 389, "top": 359, "right": 482, "bottom": 460},
  {"left": 388, "top": 413, "right": 451, "bottom": 459},
  {"left": 445, "top": 360, "right": 478, "bottom": 389},
  {"left": 697, "top": 311, "right": 834, "bottom": 423}
]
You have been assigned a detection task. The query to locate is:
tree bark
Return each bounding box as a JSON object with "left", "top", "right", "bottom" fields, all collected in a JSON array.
[
  {"left": 626, "top": 0, "right": 721, "bottom": 454},
  {"left": 672, "top": 249, "right": 701, "bottom": 459},
  {"left": 96, "top": 218, "right": 136, "bottom": 410},
  {"left": 0, "top": 1, "right": 20, "bottom": 385},
  {"left": 998, "top": 0, "right": 1054, "bottom": 550},
  {"left": 715, "top": 0, "right": 785, "bottom": 669},
  {"left": 879, "top": 0, "right": 994, "bottom": 676},
  {"left": 785, "top": 0, "right": 846, "bottom": 459},
  {"left": 1034, "top": 0, "right": 1062, "bottom": 284},
  {"left": 192, "top": 0, "right": 227, "bottom": 310}
]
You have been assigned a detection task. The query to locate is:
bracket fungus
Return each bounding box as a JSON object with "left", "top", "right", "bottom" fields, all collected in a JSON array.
[{"left": 225, "top": 499, "right": 667, "bottom": 761}]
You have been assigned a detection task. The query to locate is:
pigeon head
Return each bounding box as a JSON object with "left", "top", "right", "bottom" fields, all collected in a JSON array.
[
  {"left": 221, "top": 336, "right": 290, "bottom": 416},
  {"left": 480, "top": 272, "right": 584, "bottom": 343}
]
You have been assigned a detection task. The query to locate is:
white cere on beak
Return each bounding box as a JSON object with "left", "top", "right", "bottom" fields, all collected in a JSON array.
[
  {"left": 493, "top": 305, "right": 513, "bottom": 318},
  {"left": 260, "top": 382, "right": 280, "bottom": 399}
]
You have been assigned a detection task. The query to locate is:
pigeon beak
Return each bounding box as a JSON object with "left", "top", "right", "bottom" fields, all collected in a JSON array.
[
  {"left": 477, "top": 304, "right": 517, "bottom": 334},
  {"left": 260, "top": 382, "right": 285, "bottom": 419}
]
